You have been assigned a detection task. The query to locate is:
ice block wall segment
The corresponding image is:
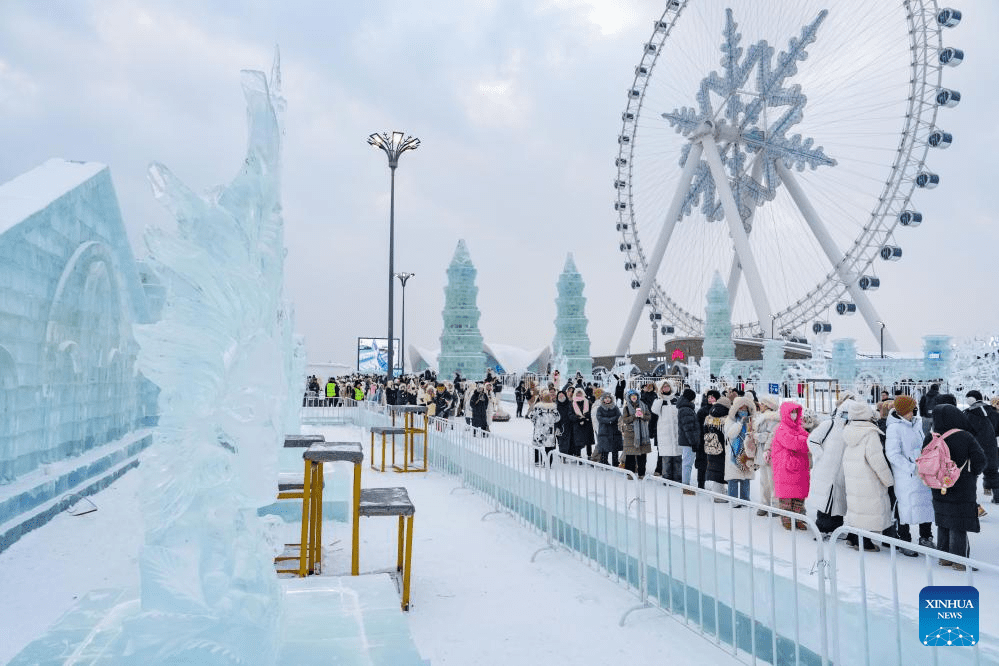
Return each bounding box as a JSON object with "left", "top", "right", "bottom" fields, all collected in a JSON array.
[
  {"left": 127, "top": 53, "right": 290, "bottom": 665},
  {"left": 0, "top": 159, "right": 156, "bottom": 486},
  {"left": 437, "top": 239, "right": 486, "bottom": 381},
  {"left": 552, "top": 253, "right": 593, "bottom": 380},
  {"left": 830, "top": 339, "right": 857, "bottom": 386}
]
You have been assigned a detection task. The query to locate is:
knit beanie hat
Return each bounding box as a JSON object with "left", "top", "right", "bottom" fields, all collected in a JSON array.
[
  {"left": 682, "top": 388, "right": 697, "bottom": 402},
  {"left": 893, "top": 395, "right": 916, "bottom": 415}
]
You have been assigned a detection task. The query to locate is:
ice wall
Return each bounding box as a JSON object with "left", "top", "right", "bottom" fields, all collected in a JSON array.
[
  {"left": 126, "top": 52, "right": 290, "bottom": 664},
  {"left": 437, "top": 239, "right": 486, "bottom": 380},
  {"left": 0, "top": 160, "right": 156, "bottom": 486}
]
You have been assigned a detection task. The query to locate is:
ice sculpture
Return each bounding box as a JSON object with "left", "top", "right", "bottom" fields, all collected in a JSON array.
[
  {"left": 552, "top": 253, "right": 593, "bottom": 380},
  {"left": 437, "top": 239, "right": 486, "bottom": 380},
  {"left": 125, "top": 50, "right": 290, "bottom": 664},
  {"left": 702, "top": 271, "right": 735, "bottom": 375}
]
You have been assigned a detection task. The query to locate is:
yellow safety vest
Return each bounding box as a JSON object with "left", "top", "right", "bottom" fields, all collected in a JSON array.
[{"left": 326, "top": 382, "right": 337, "bottom": 397}]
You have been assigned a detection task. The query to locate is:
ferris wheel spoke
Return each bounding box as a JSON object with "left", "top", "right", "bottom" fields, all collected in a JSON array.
[
  {"left": 727, "top": 152, "right": 766, "bottom": 310},
  {"left": 701, "top": 134, "right": 774, "bottom": 335},
  {"left": 777, "top": 162, "right": 898, "bottom": 352},
  {"left": 616, "top": 141, "right": 704, "bottom": 356}
]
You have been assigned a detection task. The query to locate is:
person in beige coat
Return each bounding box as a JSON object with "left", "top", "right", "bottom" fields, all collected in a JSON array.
[
  {"left": 723, "top": 395, "right": 758, "bottom": 502},
  {"left": 753, "top": 395, "right": 782, "bottom": 515},
  {"left": 842, "top": 402, "right": 895, "bottom": 552}
]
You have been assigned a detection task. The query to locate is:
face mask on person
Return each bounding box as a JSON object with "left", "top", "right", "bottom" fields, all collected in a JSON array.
[{"left": 737, "top": 409, "right": 749, "bottom": 419}]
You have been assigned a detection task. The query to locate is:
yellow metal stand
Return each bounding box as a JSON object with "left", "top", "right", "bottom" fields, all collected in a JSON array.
[
  {"left": 401, "top": 515, "right": 414, "bottom": 611},
  {"left": 353, "top": 486, "right": 416, "bottom": 611},
  {"left": 351, "top": 463, "right": 361, "bottom": 576},
  {"left": 370, "top": 426, "right": 405, "bottom": 472},
  {"left": 393, "top": 411, "right": 428, "bottom": 473},
  {"left": 275, "top": 441, "right": 364, "bottom": 578}
]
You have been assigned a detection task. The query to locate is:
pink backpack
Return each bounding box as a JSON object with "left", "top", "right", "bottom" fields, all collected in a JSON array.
[{"left": 916, "top": 429, "right": 967, "bottom": 494}]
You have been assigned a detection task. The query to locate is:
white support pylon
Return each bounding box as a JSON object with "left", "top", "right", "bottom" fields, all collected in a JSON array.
[
  {"left": 615, "top": 142, "right": 705, "bottom": 356},
  {"left": 727, "top": 153, "right": 765, "bottom": 310},
  {"left": 701, "top": 133, "right": 774, "bottom": 337},
  {"left": 777, "top": 162, "right": 898, "bottom": 352}
]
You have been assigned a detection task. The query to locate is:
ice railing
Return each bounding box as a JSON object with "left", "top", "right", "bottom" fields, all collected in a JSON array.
[{"left": 320, "top": 401, "right": 999, "bottom": 666}]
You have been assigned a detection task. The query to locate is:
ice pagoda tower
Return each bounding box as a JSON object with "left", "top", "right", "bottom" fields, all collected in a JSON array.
[
  {"left": 552, "top": 253, "right": 592, "bottom": 379},
  {"left": 702, "top": 271, "right": 735, "bottom": 375},
  {"left": 438, "top": 239, "right": 486, "bottom": 380}
]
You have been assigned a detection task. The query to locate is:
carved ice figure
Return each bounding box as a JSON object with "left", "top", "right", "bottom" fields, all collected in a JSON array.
[{"left": 127, "top": 50, "right": 290, "bottom": 665}]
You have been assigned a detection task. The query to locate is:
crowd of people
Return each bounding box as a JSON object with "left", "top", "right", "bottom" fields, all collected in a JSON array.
[
  {"left": 305, "top": 371, "right": 998, "bottom": 567},
  {"left": 520, "top": 376, "right": 997, "bottom": 567},
  {"left": 305, "top": 368, "right": 513, "bottom": 431}
]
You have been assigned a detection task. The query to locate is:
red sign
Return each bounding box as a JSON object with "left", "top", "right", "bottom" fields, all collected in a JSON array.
[{"left": 671, "top": 349, "right": 685, "bottom": 361}]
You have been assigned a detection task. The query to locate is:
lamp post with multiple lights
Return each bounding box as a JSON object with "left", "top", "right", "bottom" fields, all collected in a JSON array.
[{"left": 368, "top": 131, "right": 420, "bottom": 380}]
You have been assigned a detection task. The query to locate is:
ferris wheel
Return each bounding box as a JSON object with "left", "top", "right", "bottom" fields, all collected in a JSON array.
[{"left": 613, "top": 1, "right": 964, "bottom": 355}]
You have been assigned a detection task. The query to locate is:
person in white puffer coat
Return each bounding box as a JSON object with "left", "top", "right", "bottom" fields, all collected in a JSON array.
[
  {"left": 884, "top": 394, "right": 935, "bottom": 552},
  {"left": 842, "top": 402, "right": 895, "bottom": 552},
  {"left": 753, "top": 395, "right": 782, "bottom": 515},
  {"left": 807, "top": 393, "right": 857, "bottom": 536},
  {"left": 652, "top": 383, "right": 681, "bottom": 482}
]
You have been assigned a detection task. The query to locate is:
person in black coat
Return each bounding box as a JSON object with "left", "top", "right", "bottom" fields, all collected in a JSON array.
[
  {"left": 434, "top": 386, "right": 453, "bottom": 419},
  {"left": 594, "top": 393, "right": 624, "bottom": 467},
  {"left": 965, "top": 390, "right": 999, "bottom": 503},
  {"left": 919, "top": 384, "right": 940, "bottom": 437},
  {"left": 555, "top": 390, "right": 575, "bottom": 456},
  {"left": 614, "top": 374, "right": 626, "bottom": 406},
  {"left": 570, "top": 389, "right": 595, "bottom": 458},
  {"left": 694, "top": 390, "right": 721, "bottom": 489},
  {"left": 924, "top": 404, "right": 986, "bottom": 566},
  {"left": 470, "top": 384, "right": 490, "bottom": 432},
  {"left": 702, "top": 396, "right": 731, "bottom": 498},
  {"left": 640, "top": 383, "right": 659, "bottom": 471},
  {"left": 676, "top": 389, "right": 701, "bottom": 488},
  {"left": 515, "top": 381, "right": 527, "bottom": 417}
]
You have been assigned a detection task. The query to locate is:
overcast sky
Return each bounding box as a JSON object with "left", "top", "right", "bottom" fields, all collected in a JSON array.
[{"left": 1, "top": 0, "right": 997, "bottom": 370}]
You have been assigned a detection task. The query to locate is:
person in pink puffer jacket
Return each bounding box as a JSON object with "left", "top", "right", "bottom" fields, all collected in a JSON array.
[{"left": 770, "top": 401, "right": 811, "bottom": 530}]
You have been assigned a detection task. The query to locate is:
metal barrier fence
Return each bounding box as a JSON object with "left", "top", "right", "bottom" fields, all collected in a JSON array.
[
  {"left": 332, "top": 402, "right": 996, "bottom": 666},
  {"left": 827, "top": 525, "right": 999, "bottom": 666}
]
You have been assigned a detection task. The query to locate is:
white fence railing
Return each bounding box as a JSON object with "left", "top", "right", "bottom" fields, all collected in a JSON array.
[{"left": 309, "top": 402, "right": 998, "bottom": 666}]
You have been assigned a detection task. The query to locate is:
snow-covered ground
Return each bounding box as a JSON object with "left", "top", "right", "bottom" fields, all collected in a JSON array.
[{"left": 0, "top": 419, "right": 742, "bottom": 665}]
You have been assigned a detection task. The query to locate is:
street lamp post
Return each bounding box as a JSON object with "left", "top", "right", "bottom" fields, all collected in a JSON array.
[
  {"left": 395, "top": 272, "right": 415, "bottom": 374},
  {"left": 368, "top": 131, "right": 420, "bottom": 381},
  {"left": 876, "top": 320, "right": 886, "bottom": 359}
]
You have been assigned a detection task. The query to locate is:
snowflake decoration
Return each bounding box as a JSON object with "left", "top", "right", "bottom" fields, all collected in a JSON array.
[
  {"left": 663, "top": 9, "right": 836, "bottom": 225},
  {"left": 923, "top": 627, "right": 977, "bottom": 646}
]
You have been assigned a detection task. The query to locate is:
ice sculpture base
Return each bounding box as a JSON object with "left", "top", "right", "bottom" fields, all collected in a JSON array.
[{"left": 11, "top": 577, "right": 428, "bottom": 665}]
